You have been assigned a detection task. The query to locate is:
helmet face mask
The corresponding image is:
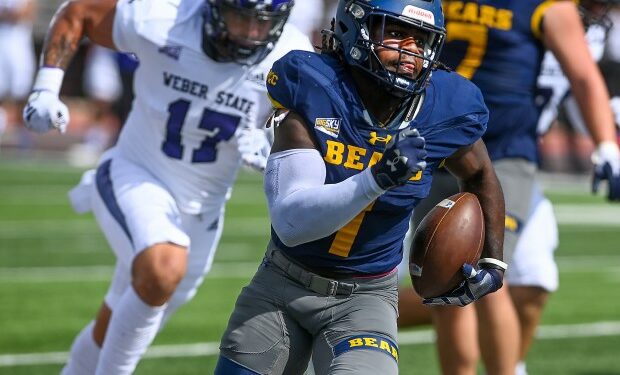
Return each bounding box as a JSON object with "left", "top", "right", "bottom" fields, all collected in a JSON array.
[
  {"left": 204, "top": 0, "right": 294, "bottom": 65},
  {"left": 333, "top": 0, "right": 446, "bottom": 97},
  {"left": 579, "top": 0, "right": 618, "bottom": 30}
]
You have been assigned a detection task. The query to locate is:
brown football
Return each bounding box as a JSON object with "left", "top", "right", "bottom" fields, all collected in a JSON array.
[{"left": 410, "top": 192, "right": 485, "bottom": 298}]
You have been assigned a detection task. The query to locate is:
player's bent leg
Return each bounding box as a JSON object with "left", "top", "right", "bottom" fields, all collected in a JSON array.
[
  {"left": 397, "top": 286, "right": 432, "bottom": 327},
  {"left": 311, "top": 273, "right": 400, "bottom": 375},
  {"left": 509, "top": 286, "right": 549, "bottom": 360},
  {"left": 475, "top": 285, "right": 520, "bottom": 375},
  {"left": 432, "top": 305, "right": 479, "bottom": 375},
  {"left": 507, "top": 197, "right": 558, "bottom": 370},
  {"left": 161, "top": 207, "right": 225, "bottom": 327},
  {"left": 131, "top": 243, "right": 188, "bottom": 306},
  {"left": 215, "top": 356, "right": 261, "bottom": 374},
  {"left": 320, "top": 343, "right": 399, "bottom": 375},
  {"left": 62, "top": 260, "right": 130, "bottom": 374},
  {"left": 60, "top": 321, "right": 102, "bottom": 375},
  {"left": 95, "top": 243, "right": 188, "bottom": 375},
  {"left": 92, "top": 303, "right": 112, "bottom": 345},
  {"left": 218, "top": 262, "right": 310, "bottom": 375}
]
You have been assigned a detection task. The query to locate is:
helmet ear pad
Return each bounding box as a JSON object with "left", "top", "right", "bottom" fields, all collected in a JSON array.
[{"left": 203, "top": 0, "right": 294, "bottom": 64}]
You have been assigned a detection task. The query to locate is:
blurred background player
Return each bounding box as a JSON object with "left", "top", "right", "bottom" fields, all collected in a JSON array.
[
  {"left": 22, "top": 0, "right": 312, "bottom": 374},
  {"left": 537, "top": 0, "right": 620, "bottom": 174},
  {"left": 0, "top": 0, "right": 36, "bottom": 149},
  {"left": 216, "top": 0, "right": 508, "bottom": 373},
  {"left": 66, "top": 44, "right": 124, "bottom": 167},
  {"left": 287, "top": 0, "right": 325, "bottom": 44},
  {"left": 397, "top": 0, "right": 620, "bottom": 374}
]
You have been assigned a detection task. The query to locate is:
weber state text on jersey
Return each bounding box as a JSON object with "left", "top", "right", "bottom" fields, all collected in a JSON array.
[
  {"left": 111, "top": 0, "right": 312, "bottom": 214},
  {"left": 440, "top": 0, "right": 550, "bottom": 163},
  {"left": 266, "top": 51, "right": 488, "bottom": 275}
]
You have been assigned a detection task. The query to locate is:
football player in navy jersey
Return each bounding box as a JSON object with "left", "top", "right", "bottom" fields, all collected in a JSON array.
[
  {"left": 215, "top": 0, "right": 508, "bottom": 374},
  {"left": 21, "top": 0, "right": 313, "bottom": 374},
  {"left": 397, "top": 0, "right": 620, "bottom": 374}
]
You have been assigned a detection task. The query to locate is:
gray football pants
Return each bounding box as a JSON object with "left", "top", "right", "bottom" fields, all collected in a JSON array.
[{"left": 218, "top": 245, "right": 400, "bottom": 375}]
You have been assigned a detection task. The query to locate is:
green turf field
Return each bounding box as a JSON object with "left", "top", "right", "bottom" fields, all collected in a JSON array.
[{"left": 0, "top": 159, "right": 618, "bottom": 374}]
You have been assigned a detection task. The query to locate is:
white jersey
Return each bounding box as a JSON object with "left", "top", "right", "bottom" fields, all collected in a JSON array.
[
  {"left": 0, "top": 0, "right": 33, "bottom": 99},
  {"left": 0, "top": 0, "right": 27, "bottom": 11},
  {"left": 112, "top": 0, "right": 313, "bottom": 214},
  {"left": 288, "top": 0, "right": 325, "bottom": 37},
  {"left": 536, "top": 24, "right": 606, "bottom": 134}
]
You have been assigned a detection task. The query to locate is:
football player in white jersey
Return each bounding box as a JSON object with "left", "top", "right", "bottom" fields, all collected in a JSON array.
[
  {"left": 0, "top": 0, "right": 35, "bottom": 142},
  {"left": 22, "top": 0, "right": 312, "bottom": 374}
]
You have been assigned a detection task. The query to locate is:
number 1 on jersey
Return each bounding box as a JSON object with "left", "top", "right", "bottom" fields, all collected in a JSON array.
[{"left": 162, "top": 99, "right": 241, "bottom": 163}]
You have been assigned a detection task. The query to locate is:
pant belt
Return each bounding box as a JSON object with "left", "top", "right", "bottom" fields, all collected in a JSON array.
[{"left": 267, "top": 246, "right": 358, "bottom": 297}]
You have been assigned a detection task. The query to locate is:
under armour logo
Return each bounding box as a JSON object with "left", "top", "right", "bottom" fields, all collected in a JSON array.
[
  {"left": 387, "top": 150, "right": 404, "bottom": 172},
  {"left": 369, "top": 131, "right": 392, "bottom": 145}
]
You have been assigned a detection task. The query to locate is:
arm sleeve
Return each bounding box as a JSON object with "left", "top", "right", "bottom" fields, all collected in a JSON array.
[{"left": 264, "top": 149, "right": 385, "bottom": 247}]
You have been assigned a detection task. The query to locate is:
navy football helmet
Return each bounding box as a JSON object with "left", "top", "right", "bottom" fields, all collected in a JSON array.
[
  {"left": 204, "top": 0, "right": 294, "bottom": 64},
  {"left": 579, "top": 0, "right": 619, "bottom": 30},
  {"left": 332, "top": 0, "right": 446, "bottom": 97}
]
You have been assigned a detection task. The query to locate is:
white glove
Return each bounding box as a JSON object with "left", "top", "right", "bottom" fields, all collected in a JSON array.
[
  {"left": 237, "top": 127, "right": 271, "bottom": 172},
  {"left": 591, "top": 141, "right": 620, "bottom": 201},
  {"left": 23, "top": 90, "right": 70, "bottom": 134}
]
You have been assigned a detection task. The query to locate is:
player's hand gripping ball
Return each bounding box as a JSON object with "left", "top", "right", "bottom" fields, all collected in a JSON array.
[{"left": 409, "top": 192, "right": 485, "bottom": 299}]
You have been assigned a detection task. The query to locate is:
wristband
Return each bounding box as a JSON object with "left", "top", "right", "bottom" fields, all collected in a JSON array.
[
  {"left": 32, "top": 66, "right": 65, "bottom": 95},
  {"left": 478, "top": 258, "right": 508, "bottom": 271}
]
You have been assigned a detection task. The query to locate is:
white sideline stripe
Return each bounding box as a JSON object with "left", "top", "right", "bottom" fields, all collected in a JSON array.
[
  {"left": 0, "top": 263, "right": 261, "bottom": 283},
  {"left": 2, "top": 255, "right": 620, "bottom": 283},
  {"left": 0, "top": 205, "right": 617, "bottom": 238},
  {"left": 1, "top": 321, "right": 620, "bottom": 367},
  {"left": 0, "top": 217, "right": 270, "bottom": 238}
]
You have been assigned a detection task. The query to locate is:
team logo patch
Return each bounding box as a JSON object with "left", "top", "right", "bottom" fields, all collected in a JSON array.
[
  {"left": 436, "top": 198, "right": 456, "bottom": 209},
  {"left": 247, "top": 71, "right": 266, "bottom": 86},
  {"left": 333, "top": 335, "right": 399, "bottom": 363},
  {"left": 315, "top": 118, "right": 341, "bottom": 137},
  {"left": 158, "top": 45, "right": 182, "bottom": 60},
  {"left": 267, "top": 70, "right": 279, "bottom": 86},
  {"left": 402, "top": 5, "right": 435, "bottom": 25}
]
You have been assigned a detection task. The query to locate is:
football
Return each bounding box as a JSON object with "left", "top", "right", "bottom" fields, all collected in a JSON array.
[{"left": 409, "top": 192, "right": 485, "bottom": 298}]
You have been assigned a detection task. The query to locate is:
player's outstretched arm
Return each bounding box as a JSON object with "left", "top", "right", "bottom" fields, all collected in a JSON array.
[
  {"left": 543, "top": 1, "right": 620, "bottom": 200},
  {"left": 43, "top": 0, "right": 117, "bottom": 68},
  {"left": 423, "top": 140, "right": 505, "bottom": 306},
  {"left": 23, "top": 0, "right": 117, "bottom": 134}
]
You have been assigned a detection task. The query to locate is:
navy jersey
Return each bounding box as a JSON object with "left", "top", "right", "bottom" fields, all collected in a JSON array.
[
  {"left": 266, "top": 51, "right": 488, "bottom": 275},
  {"left": 441, "top": 0, "right": 555, "bottom": 162}
]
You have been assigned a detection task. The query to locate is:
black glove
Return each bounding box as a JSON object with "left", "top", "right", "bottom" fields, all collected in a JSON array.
[
  {"left": 371, "top": 128, "right": 427, "bottom": 190},
  {"left": 423, "top": 259, "right": 506, "bottom": 307}
]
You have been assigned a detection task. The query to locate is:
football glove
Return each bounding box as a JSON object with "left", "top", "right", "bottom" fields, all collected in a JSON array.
[
  {"left": 591, "top": 141, "right": 620, "bottom": 201},
  {"left": 23, "top": 90, "right": 70, "bottom": 133},
  {"left": 237, "top": 127, "right": 271, "bottom": 172},
  {"left": 371, "top": 127, "right": 427, "bottom": 190},
  {"left": 422, "top": 263, "right": 504, "bottom": 307}
]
